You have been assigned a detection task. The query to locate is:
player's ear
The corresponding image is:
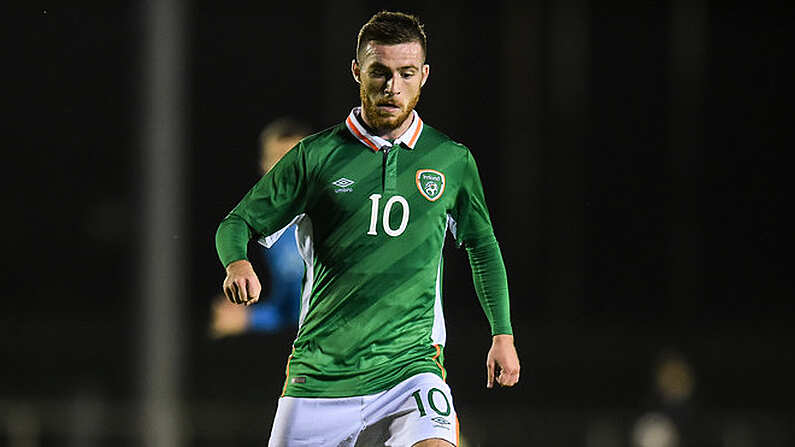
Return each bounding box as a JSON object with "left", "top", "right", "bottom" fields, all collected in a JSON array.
[
  {"left": 421, "top": 64, "right": 430, "bottom": 87},
  {"left": 351, "top": 59, "right": 361, "bottom": 84}
]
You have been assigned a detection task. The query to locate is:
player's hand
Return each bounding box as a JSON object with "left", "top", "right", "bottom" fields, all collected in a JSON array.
[
  {"left": 486, "top": 334, "right": 520, "bottom": 388},
  {"left": 222, "top": 260, "right": 262, "bottom": 305}
]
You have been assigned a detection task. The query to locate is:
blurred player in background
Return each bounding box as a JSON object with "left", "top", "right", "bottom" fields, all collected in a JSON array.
[
  {"left": 216, "top": 11, "right": 520, "bottom": 446},
  {"left": 632, "top": 348, "right": 698, "bottom": 447},
  {"left": 210, "top": 117, "right": 310, "bottom": 338}
]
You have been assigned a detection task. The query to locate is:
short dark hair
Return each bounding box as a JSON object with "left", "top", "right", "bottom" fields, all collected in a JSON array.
[{"left": 356, "top": 11, "right": 427, "bottom": 62}]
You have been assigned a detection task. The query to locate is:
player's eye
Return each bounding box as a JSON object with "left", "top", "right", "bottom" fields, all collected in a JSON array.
[{"left": 401, "top": 72, "right": 415, "bottom": 79}]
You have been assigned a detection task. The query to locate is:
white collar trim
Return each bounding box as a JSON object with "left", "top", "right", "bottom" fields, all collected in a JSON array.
[{"left": 345, "top": 107, "right": 424, "bottom": 151}]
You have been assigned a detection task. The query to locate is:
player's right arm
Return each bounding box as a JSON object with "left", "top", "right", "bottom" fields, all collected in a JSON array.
[
  {"left": 216, "top": 211, "right": 260, "bottom": 304},
  {"left": 215, "top": 141, "right": 310, "bottom": 304}
]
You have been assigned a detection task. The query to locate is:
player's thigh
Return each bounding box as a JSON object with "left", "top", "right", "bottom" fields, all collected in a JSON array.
[
  {"left": 413, "top": 439, "right": 455, "bottom": 447},
  {"left": 376, "top": 373, "right": 459, "bottom": 446},
  {"left": 268, "top": 396, "right": 361, "bottom": 446}
]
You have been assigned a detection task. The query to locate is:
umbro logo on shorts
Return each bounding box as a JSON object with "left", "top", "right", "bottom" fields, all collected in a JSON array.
[
  {"left": 431, "top": 416, "right": 451, "bottom": 430},
  {"left": 431, "top": 416, "right": 450, "bottom": 426},
  {"left": 332, "top": 177, "right": 355, "bottom": 193}
]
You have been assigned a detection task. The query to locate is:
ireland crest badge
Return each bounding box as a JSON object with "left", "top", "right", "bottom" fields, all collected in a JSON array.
[{"left": 416, "top": 169, "right": 446, "bottom": 202}]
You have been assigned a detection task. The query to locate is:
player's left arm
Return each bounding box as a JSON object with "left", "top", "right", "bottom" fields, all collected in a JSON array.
[
  {"left": 467, "top": 239, "right": 520, "bottom": 388},
  {"left": 453, "top": 148, "right": 521, "bottom": 389}
]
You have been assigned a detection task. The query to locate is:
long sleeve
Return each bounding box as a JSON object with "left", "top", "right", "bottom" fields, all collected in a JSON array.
[
  {"left": 215, "top": 214, "right": 253, "bottom": 268},
  {"left": 215, "top": 141, "right": 310, "bottom": 268},
  {"left": 467, "top": 237, "right": 513, "bottom": 336}
]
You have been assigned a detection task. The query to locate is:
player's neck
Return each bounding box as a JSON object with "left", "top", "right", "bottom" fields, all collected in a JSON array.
[{"left": 358, "top": 108, "right": 414, "bottom": 141}]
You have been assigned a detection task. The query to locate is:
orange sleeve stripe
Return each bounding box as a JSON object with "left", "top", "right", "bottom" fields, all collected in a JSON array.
[{"left": 346, "top": 116, "right": 381, "bottom": 152}]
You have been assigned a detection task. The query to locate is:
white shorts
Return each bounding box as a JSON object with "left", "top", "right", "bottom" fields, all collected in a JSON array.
[{"left": 268, "top": 372, "right": 459, "bottom": 446}]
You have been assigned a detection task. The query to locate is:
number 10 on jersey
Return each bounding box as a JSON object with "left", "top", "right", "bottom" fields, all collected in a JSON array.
[{"left": 367, "top": 194, "right": 410, "bottom": 237}]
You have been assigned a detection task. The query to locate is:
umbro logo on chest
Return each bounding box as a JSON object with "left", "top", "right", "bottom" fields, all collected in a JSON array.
[{"left": 332, "top": 177, "right": 355, "bottom": 193}]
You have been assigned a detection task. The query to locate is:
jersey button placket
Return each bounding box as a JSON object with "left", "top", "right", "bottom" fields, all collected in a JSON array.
[{"left": 382, "top": 145, "right": 399, "bottom": 193}]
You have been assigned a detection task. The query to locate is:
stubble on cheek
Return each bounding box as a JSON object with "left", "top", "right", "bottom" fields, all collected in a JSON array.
[{"left": 359, "top": 82, "right": 421, "bottom": 131}]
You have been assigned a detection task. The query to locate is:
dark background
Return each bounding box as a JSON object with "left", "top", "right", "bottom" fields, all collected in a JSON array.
[{"left": 3, "top": 1, "right": 793, "bottom": 445}]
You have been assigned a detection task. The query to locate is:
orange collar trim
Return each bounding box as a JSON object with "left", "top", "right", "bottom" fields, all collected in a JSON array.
[{"left": 345, "top": 107, "right": 424, "bottom": 151}]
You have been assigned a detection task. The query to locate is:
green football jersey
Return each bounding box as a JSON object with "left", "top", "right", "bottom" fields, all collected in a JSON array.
[{"left": 217, "top": 108, "right": 510, "bottom": 398}]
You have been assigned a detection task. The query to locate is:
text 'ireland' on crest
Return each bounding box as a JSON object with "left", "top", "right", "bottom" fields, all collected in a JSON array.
[{"left": 415, "top": 169, "right": 446, "bottom": 202}]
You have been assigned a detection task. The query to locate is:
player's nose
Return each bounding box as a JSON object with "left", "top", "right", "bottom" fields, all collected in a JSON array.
[{"left": 384, "top": 77, "right": 400, "bottom": 96}]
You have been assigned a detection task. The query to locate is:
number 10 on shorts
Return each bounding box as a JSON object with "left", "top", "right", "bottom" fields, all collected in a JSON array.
[{"left": 411, "top": 388, "right": 451, "bottom": 417}]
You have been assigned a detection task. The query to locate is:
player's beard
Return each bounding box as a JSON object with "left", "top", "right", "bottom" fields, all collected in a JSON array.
[{"left": 360, "top": 84, "right": 421, "bottom": 133}]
